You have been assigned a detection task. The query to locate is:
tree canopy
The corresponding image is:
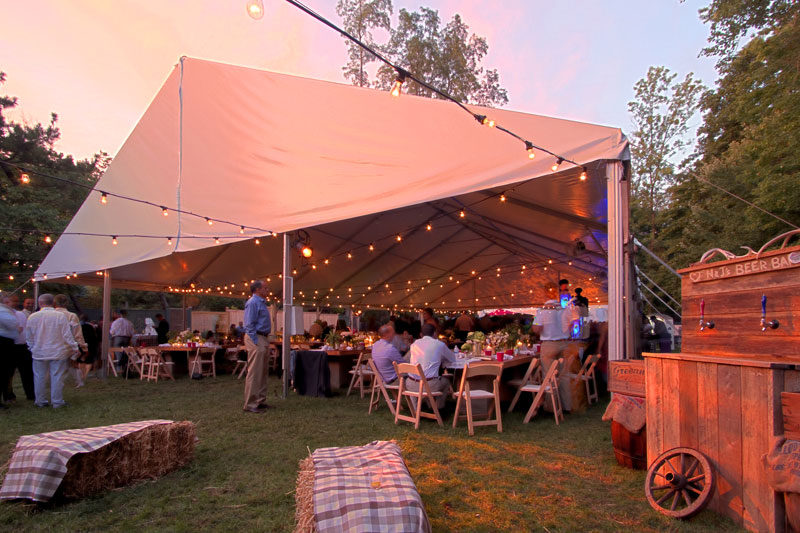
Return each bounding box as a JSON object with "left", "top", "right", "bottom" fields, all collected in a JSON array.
[{"left": 338, "top": 2, "right": 508, "bottom": 106}]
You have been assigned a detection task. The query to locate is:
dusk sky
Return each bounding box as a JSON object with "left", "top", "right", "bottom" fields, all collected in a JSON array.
[{"left": 1, "top": 1, "right": 718, "bottom": 161}]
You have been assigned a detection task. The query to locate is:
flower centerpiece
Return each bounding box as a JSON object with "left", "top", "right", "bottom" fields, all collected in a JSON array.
[
  {"left": 486, "top": 331, "right": 509, "bottom": 353},
  {"left": 502, "top": 324, "right": 522, "bottom": 350},
  {"left": 324, "top": 330, "right": 343, "bottom": 349},
  {"left": 460, "top": 331, "right": 486, "bottom": 355},
  {"left": 169, "top": 329, "right": 203, "bottom": 345}
]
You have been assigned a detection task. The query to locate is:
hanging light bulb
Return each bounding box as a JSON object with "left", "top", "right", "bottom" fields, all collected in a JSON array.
[
  {"left": 499, "top": 194, "right": 506, "bottom": 202},
  {"left": 112, "top": 236, "right": 118, "bottom": 246},
  {"left": 369, "top": 243, "right": 375, "bottom": 251},
  {"left": 20, "top": 173, "right": 30, "bottom": 184},
  {"left": 347, "top": 251, "right": 352, "bottom": 259},
  {"left": 525, "top": 141, "right": 536, "bottom": 160},
  {"left": 255, "top": 238, "right": 260, "bottom": 245},
  {"left": 246, "top": 0, "right": 264, "bottom": 19},
  {"left": 161, "top": 207, "right": 169, "bottom": 217},
  {"left": 301, "top": 245, "right": 313, "bottom": 258},
  {"left": 459, "top": 210, "right": 465, "bottom": 218},
  {"left": 396, "top": 234, "right": 402, "bottom": 242},
  {"left": 206, "top": 218, "right": 213, "bottom": 226},
  {"left": 475, "top": 114, "right": 495, "bottom": 128},
  {"left": 44, "top": 235, "right": 52, "bottom": 244},
  {"left": 167, "top": 237, "right": 173, "bottom": 246},
  {"left": 100, "top": 192, "right": 108, "bottom": 204},
  {"left": 551, "top": 157, "right": 564, "bottom": 172},
  {"left": 240, "top": 226, "right": 245, "bottom": 234},
  {"left": 390, "top": 69, "right": 406, "bottom": 97},
  {"left": 214, "top": 237, "right": 221, "bottom": 244},
  {"left": 426, "top": 222, "right": 432, "bottom": 231},
  {"left": 579, "top": 167, "right": 588, "bottom": 181},
  {"left": 8, "top": 275, "right": 14, "bottom": 281}
]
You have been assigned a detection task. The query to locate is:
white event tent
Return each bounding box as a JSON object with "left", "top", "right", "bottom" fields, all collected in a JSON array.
[{"left": 35, "top": 58, "right": 633, "bottom": 384}]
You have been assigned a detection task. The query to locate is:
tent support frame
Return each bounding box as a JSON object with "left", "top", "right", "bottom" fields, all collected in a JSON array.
[
  {"left": 101, "top": 270, "right": 111, "bottom": 378},
  {"left": 282, "top": 233, "right": 291, "bottom": 399}
]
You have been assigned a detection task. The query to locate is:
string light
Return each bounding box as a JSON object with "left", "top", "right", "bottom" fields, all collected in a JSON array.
[
  {"left": 100, "top": 192, "right": 108, "bottom": 204},
  {"left": 162, "top": 207, "right": 169, "bottom": 217},
  {"left": 390, "top": 69, "right": 406, "bottom": 97},
  {"left": 369, "top": 243, "right": 375, "bottom": 251},
  {"left": 579, "top": 167, "right": 588, "bottom": 181},
  {"left": 206, "top": 218, "right": 213, "bottom": 226},
  {"left": 475, "top": 114, "right": 495, "bottom": 128},
  {"left": 214, "top": 237, "right": 221, "bottom": 244},
  {"left": 20, "top": 173, "right": 30, "bottom": 184},
  {"left": 396, "top": 234, "right": 402, "bottom": 242},
  {"left": 459, "top": 210, "right": 465, "bottom": 218},
  {"left": 246, "top": 0, "right": 264, "bottom": 19},
  {"left": 111, "top": 236, "right": 118, "bottom": 246},
  {"left": 525, "top": 141, "right": 536, "bottom": 160},
  {"left": 499, "top": 194, "right": 506, "bottom": 202},
  {"left": 44, "top": 235, "right": 52, "bottom": 244},
  {"left": 167, "top": 237, "right": 173, "bottom": 246},
  {"left": 426, "top": 222, "right": 432, "bottom": 231},
  {"left": 551, "top": 157, "right": 564, "bottom": 172},
  {"left": 240, "top": 226, "right": 245, "bottom": 234},
  {"left": 347, "top": 251, "right": 352, "bottom": 259}
]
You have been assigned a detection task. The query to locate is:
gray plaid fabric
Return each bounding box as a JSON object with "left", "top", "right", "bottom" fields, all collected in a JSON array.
[
  {"left": 0, "top": 420, "right": 173, "bottom": 502},
  {"left": 313, "top": 440, "right": 431, "bottom": 533}
]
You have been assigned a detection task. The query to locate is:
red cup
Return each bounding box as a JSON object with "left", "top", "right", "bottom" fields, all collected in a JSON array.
[
  {"left": 496, "top": 352, "right": 503, "bottom": 362},
  {"left": 484, "top": 349, "right": 492, "bottom": 357},
  {"left": 505, "top": 349, "right": 514, "bottom": 355}
]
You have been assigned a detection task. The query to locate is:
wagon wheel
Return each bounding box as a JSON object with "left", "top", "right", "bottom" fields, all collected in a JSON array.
[{"left": 645, "top": 447, "right": 714, "bottom": 519}]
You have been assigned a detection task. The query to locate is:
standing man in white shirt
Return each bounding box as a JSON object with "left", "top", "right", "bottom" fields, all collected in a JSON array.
[
  {"left": 109, "top": 309, "right": 134, "bottom": 370},
  {"left": 25, "top": 294, "right": 79, "bottom": 408},
  {"left": 406, "top": 323, "right": 455, "bottom": 409},
  {"left": 532, "top": 300, "right": 572, "bottom": 410}
]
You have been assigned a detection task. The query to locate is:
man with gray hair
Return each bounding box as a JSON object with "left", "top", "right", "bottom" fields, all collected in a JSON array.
[
  {"left": 242, "top": 280, "right": 272, "bottom": 413},
  {"left": 371, "top": 323, "right": 406, "bottom": 384},
  {"left": 25, "top": 294, "right": 79, "bottom": 408}
]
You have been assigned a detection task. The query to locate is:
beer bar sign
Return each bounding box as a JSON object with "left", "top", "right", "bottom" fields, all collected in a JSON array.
[{"left": 688, "top": 250, "right": 800, "bottom": 284}]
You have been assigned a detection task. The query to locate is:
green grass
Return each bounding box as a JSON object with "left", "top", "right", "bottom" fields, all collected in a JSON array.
[{"left": 0, "top": 375, "right": 741, "bottom": 532}]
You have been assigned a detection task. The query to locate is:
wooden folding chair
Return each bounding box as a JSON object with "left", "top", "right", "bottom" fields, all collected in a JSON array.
[
  {"left": 123, "top": 347, "right": 146, "bottom": 379},
  {"left": 580, "top": 354, "right": 600, "bottom": 405},
  {"left": 141, "top": 347, "right": 174, "bottom": 381},
  {"left": 268, "top": 344, "right": 280, "bottom": 374},
  {"left": 347, "top": 352, "right": 374, "bottom": 398},
  {"left": 393, "top": 362, "right": 444, "bottom": 429},
  {"left": 229, "top": 345, "right": 247, "bottom": 379},
  {"left": 106, "top": 347, "right": 124, "bottom": 377},
  {"left": 367, "top": 358, "right": 399, "bottom": 416},
  {"left": 507, "top": 357, "right": 541, "bottom": 413},
  {"left": 452, "top": 361, "right": 503, "bottom": 436},
  {"left": 522, "top": 358, "right": 565, "bottom": 425},
  {"left": 190, "top": 346, "right": 217, "bottom": 378}
]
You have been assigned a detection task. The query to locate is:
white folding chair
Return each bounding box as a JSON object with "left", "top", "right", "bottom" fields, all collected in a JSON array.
[
  {"left": 347, "top": 352, "right": 373, "bottom": 398},
  {"left": 393, "top": 362, "right": 444, "bottom": 429},
  {"left": 367, "top": 359, "right": 399, "bottom": 416},
  {"left": 521, "top": 358, "right": 565, "bottom": 425},
  {"left": 190, "top": 346, "right": 217, "bottom": 378},
  {"left": 452, "top": 361, "right": 503, "bottom": 436},
  {"left": 507, "top": 357, "right": 541, "bottom": 413}
]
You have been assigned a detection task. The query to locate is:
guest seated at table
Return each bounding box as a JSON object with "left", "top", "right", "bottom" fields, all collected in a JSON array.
[
  {"left": 228, "top": 324, "right": 240, "bottom": 341},
  {"left": 422, "top": 307, "right": 440, "bottom": 333},
  {"left": 372, "top": 324, "right": 406, "bottom": 384},
  {"left": 203, "top": 331, "right": 217, "bottom": 346},
  {"left": 406, "top": 323, "right": 455, "bottom": 409},
  {"left": 335, "top": 319, "right": 349, "bottom": 333}
]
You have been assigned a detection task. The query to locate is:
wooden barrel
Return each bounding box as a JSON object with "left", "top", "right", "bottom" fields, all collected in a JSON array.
[{"left": 611, "top": 420, "right": 647, "bottom": 470}]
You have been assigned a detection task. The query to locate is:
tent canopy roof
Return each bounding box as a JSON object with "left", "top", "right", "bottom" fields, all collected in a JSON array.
[{"left": 37, "top": 58, "right": 628, "bottom": 312}]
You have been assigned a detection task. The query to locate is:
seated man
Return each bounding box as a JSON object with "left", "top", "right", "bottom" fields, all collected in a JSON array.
[
  {"left": 371, "top": 324, "right": 406, "bottom": 384},
  {"left": 406, "top": 324, "right": 455, "bottom": 409}
]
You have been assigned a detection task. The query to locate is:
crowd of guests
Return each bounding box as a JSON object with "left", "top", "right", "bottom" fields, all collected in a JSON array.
[{"left": 0, "top": 293, "right": 175, "bottom": 410}]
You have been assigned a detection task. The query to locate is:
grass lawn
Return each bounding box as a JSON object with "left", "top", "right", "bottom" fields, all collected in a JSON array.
[{"left": 0, "top": 374, "right": 741, "bottom": 532}]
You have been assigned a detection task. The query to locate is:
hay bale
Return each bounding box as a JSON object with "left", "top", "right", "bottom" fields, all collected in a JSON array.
[
  {"left": 294, "top": 456, "right": 316, "bottom": 533},
  {"left": 57, "top": 421, "right": 196, "bottom": 500}
]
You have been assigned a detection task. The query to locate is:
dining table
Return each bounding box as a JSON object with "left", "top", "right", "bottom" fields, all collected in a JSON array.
[{"left": 443, "top": 353, "right": 536, "bottom": 406}]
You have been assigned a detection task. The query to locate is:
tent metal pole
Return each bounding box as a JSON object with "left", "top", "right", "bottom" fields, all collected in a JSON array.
[
  {"left": 33, "top": 282, "right": 40, "bottom": 306},
  {"left": 607, "top": 162, "right": 625, "bottom": 361},
  {"left": 282, "top": 233, "right": 291, "bottom": 399},
  {"left": 101, "top": 270, "right": 111, "bottom": 378}
]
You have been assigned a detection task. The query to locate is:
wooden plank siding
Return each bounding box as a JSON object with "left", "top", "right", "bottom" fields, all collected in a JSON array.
[{"left": 645, "top": 353, "right": 790, "bottom": 531}]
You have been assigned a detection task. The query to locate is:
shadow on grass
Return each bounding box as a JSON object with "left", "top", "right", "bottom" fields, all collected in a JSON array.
[{"left": 0, "top": 376, "right": 742, "bottom": 532}]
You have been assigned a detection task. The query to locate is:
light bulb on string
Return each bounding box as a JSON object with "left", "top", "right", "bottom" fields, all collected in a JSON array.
[
  {"left": 347, "top": 251, "right": 352, "bottom": 259},
  {"left": 20, "top": 173, "right": 30, "bottom": 184},
  {"left": 579, "top": 167, "right": 588, "bottom": 181},
  {"left": 475, "top": 114, "right": 495, "bottom": 128},
  {"left": 167, "top": 237, "right": 173, "bottom": 246},
  {"left": 551, "top": 157, "right": 564, "bottom": 172},
  {"left": 44, "top": 235, "right": 52, "bottom": 244},
  {"left": 240, "top": 226, "right": 245, "bottom": 234},
  {"left": 499, "top": 194, "right": 506, "bottom": 202},
  {"left": 214, "top": 237, "right": 221, "bottom": 244},
  {"left": 206, "top": 218, "right": 213, "bottom": 226},
  {"left": 161, "top": 207, "right": 169, "bottom": 217},
  {"left": 390, "top": 69, "right": 406, "bottom": 97},
  {"left": 111, "top": 236, "right": 118, "bottom": 246},
  {"left": 426, "top": 222, "right": 432, "bottom": 231},
  {"left": 459, "top": 210, "right": 465, "bottom": 218},
  {"left": 525, "top": 141, "right": 536, "bottom": 160},
  {"left": 369, "top": 243, "right": 375, "bottom": 251},
  {"left": 246, "top": 0, "right": 264, "bottom": 19},
  {"left": 255, "top": 238, "right": 260, "bottom": 245},
  {"left": 396, "top": 234, "right": 402, "bottom": 242}
]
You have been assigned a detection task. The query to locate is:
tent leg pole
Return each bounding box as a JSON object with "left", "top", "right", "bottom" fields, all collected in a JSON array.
[
  {"left": 282, "top": 233, "right": 291, "bottom": 399},
  {"left": 33, "top": 282, "right": 40, "bottom": 307},
  {"left": 101, "top": 270, "right": 111, "bottom": 378},
  {"left": 607, "top": 161, "right": 626, "bottom": 361}
]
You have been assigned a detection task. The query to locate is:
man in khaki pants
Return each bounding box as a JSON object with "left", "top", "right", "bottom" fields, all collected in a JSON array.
[{"left": 243, "top": 280, "right": 272, "bottom": 413}]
